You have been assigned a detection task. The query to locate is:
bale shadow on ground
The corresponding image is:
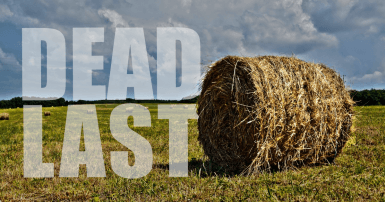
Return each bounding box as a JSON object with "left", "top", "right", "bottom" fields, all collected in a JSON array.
[
  {"left": 153, "top": 159, "right": 242, "bottom": 177},
  {"left": 153, "top": 157, "right": 338, "bottom": 178}
]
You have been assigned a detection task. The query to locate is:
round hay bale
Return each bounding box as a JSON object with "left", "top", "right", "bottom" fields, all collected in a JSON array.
[
  {"left": 198, "top": 55, "right": 354, "bottom": 174},
  {"left": 44, "top": 111, "right": 51, "bottom": 116},
  {"left": 0, "top": 113, "right": 9, "bottom": 120}
]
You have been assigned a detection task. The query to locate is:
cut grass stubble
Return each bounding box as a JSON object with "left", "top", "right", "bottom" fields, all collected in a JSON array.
[{"left": 0, "top": 105, "right": 384, "bottom": 201}]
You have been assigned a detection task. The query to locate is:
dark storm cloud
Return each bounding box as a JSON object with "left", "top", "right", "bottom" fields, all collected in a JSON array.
[{"left": 1, "top": 0, "right": 385, "bottom": 99}]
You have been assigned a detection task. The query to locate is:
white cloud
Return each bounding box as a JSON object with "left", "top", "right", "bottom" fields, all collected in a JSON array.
[
  {"left": 181, "top": 0, "right": 192, "bottom": 7},
  {"left": 302, "top": 0, "right": 385, "bottom": 33},
  {"left": 367, "top": 25, "right": 379, "bottom": 34},
  {"left": 0, "top": 4, "right": 13, "bottom": 21},
  {"left": 350, "top": 71, "right": 384, "bottom": 84},
  {"left": 158, "top": 18, "right": 188, "bottom": 28},
  {"left": 2, "top": 0, "right": 385, "bottom": 96},
  {"left": 236, "top": 4, "right": 338, "bottom": 53},
  {"left": 345, "top": 55, "right": 356, "bottom": 63},
  {"left": 98, "top": 9, "right": 128, "bottom": 29},
  {"left": 0, "top": 3, "right": 39, "bottom": 25},
  {"left": 349, "top": 59, "right": 385, "bottom": 85},
  {"left": 5, "top": 0, "right": 340, "bottom": 56},
  {"left": 0, "top": 47, "right": 21, "bottom": 71}
]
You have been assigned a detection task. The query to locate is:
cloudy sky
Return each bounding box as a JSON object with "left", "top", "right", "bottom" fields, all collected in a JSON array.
[{"left": 0, "top": 0, "right": 385, "bottom": 100}]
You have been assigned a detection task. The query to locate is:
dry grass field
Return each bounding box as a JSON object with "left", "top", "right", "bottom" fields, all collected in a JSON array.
[{"left": 0, "top": 104, "right": 384, "bottom": 201}]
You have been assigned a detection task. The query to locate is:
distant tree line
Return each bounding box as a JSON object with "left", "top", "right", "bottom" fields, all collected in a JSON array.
[
  {"left": 0, "top": 96, "right": 200, "bottom": 109},
  {"left": 3, "top": 89, "right": 385, "bottom": 108},
  {"left": 350, "top": 89, "right": 385, "bottom": 106}
]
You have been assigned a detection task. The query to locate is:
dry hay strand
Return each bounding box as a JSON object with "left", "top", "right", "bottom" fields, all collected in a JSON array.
[
  {"left": 44, "top": 111, "right": 51, "bottom": 116},
  {"left": 0, "top": 113, "right": 9, "bottom": 120},
  {"left": 198, "top": 55, "right": 354, "bottom": 174}
]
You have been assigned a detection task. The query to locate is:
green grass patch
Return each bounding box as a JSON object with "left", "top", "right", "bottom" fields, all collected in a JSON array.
[{"left": 0, "top": 105, "right": 385, "bottom": 201}]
